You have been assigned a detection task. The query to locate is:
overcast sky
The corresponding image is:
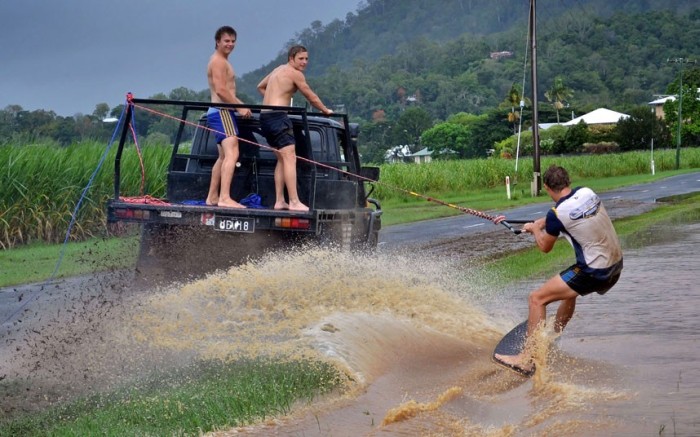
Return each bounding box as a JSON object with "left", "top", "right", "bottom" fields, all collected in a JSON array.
[{"left": 0, "top": 0, "right": 362, "bottom": 116}]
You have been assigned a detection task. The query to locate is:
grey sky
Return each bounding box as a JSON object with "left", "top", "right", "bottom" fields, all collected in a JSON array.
[{"left": 0, "top": 0, "right": 361, "bottom": 116}]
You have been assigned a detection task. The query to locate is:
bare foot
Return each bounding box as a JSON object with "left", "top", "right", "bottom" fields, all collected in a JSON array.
[
  {"left": 218, "top": 199, "right": 246, "bottom": 209},
  {"left": 288, "top": 200, "right": 309, "bottom": 212},
  {"left": 274, "top": 201, "right": 290, "bottom": 210},
  {"left": 205, "top": 196, "right": 219, "bottom": 206}
]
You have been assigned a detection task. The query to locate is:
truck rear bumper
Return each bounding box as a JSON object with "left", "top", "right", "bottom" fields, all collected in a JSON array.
[{"left": 107, "top": 199, "right": 380, "bottom": 236}]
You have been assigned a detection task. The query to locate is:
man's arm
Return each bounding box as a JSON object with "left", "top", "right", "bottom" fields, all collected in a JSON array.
[
  {"left": 293, "top": 72, "right": 332, "bottom": 115},
  {"left": 256, "top": 74, "right": 269, "bottom": 96},
  {"left": 229, "top": 78, "right": 251, "bottom": 116},
  {"left": 524, "top": 217, "right": 557, "bottom": 253}
]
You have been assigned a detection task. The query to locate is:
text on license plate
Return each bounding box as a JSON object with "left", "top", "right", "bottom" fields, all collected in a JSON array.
[{"left": 214, "top": 216, "right": 255, "bottom": 233}]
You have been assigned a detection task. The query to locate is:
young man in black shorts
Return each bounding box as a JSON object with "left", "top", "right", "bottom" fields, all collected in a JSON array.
[
  {"left": 495, "top": 165, "right": 623, "bottom": 373},
  {"left": 257, "top": 45, "right": 333, "bottom": 211}
]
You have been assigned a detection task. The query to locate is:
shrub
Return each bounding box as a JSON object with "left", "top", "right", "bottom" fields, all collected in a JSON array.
[{"left": 582, "top": 142, "right": 620, "bottom": 154}]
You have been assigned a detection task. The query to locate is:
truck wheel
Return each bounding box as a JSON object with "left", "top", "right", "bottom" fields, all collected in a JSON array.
[{"left": 135, "top": 223, "right": 275, "bottom": 285}]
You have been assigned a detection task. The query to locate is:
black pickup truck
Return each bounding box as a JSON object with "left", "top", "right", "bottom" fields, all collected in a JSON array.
[{"left": 107, "top": 98, "right": 382, "bottom": 281}]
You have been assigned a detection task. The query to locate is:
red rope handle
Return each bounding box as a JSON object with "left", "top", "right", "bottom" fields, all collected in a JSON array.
[{"left": 119, "top": 195, "right": 170, "bottom": 205}]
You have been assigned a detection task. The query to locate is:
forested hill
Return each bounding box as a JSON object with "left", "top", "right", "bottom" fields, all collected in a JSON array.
[{"left": 238, "top": 0, "right": 700, "bottom": 121}]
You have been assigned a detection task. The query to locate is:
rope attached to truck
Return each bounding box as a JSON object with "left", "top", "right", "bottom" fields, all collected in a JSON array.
[{"left": 126, "top": 95, "right": 516, "bottom": 232}]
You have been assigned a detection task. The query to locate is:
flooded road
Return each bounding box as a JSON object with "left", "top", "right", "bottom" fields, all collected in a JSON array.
[
  {"left": 1, "top": 221, "right": 699, "bottom": 436},
  {"left": 215, "top": 221, "right": 700, "bottom": 436}
]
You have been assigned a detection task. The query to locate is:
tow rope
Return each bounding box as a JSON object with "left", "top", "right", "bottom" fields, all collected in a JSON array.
[{"left": 126, "top": 95, "right": 521, "bottom": 234}]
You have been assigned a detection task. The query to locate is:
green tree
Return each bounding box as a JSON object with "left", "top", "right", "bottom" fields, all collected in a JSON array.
[
  {"left": 615, "top": 106, "right": 672, "bottom": 151},
  {"left": 499, "top": 83, "right": 529, "bottom": 134},
  {"left": 92, "top": 103, "right": 110, "bottom": 120},
  {"left": 420, "top": 122, "right": 472, "bottom": 158},
  {"left": 663, "top": 65, "right": 700, "bottom": 147},
  {"left": 390, "top": 106, "right": 434, "bottom": 152},
  {"left": 544, "top": 76, "right": 574, "bottom": 123},
  {"left": 357, "top": 120, "right": 393, "bottom": 164},
  {"left": 560, "top": 121, "right": 590, "bottom": 153}
]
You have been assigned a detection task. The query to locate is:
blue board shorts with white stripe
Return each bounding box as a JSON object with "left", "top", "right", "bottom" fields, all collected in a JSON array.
[{"left": 207, "top": 107, "right": 239, "bottom": 144}]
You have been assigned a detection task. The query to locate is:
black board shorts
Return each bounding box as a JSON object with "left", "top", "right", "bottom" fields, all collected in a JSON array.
[
  {"left": 260, "top": 111, "right": 295, "bottom": 149},
  {"left": 560, "top": 259, "right": 623, "bottom": 296}
]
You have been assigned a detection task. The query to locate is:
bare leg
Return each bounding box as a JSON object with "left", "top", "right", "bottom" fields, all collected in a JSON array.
[
  {"left": 217, "top": 136, "right": 245, "bottom": 209},
  {"left": 205, "top": 146, "right": 223, "bottom": 206},
  {"left": 273, "top": 151, "right": 289, "bottom": 210},
  {"left": 277, "top": 144, "right": 308, "bottom": 212},
  {"left": 495, "top": 275, "right": 578, "bottom": 368},
  {"left": 554, "top": 296, "right": 577, "bottom": 333}
]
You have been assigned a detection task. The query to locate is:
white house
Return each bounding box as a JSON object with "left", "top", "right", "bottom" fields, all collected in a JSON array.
[
  {"left": 563, "top": 108, "right": 630, "bottom": 126},
  {"left": 409, "top": 147, "right": 432, "bottom": 164}
]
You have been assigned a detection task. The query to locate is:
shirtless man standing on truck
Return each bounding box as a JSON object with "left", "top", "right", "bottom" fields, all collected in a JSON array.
[
  {"left": 205, "top": 25, "right": 252, "bottom": 208},
  {"left": 256, "top": 45, "right": 333, "bottom": 211}
]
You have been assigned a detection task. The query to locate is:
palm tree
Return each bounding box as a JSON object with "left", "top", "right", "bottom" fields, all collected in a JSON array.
[
  {"left": 499, "top": 83, "right": 530, "bottom": 134},
  {"left": 544, "top": 76, "right": 574, "bottom": 123}
]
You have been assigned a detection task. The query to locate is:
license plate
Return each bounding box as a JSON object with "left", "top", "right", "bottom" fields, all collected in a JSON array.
[{"left": 214, "top": 216, "right": 255, "bottom": 233}]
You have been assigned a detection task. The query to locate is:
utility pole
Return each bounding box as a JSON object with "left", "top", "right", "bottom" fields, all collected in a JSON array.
[
  {"left": 667, "top": 57, "right": 697, "bottom": 170},
  {"left": 529, "top": 0, "right": 541, "bottom": 196}
]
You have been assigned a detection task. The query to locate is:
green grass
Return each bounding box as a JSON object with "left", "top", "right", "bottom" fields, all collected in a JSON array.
[
  {"left": 0, "top": 236, "right": 138, "bottom": 287},
  {"left": 0, "top": 358, "right": 347, "bottom": 437}
]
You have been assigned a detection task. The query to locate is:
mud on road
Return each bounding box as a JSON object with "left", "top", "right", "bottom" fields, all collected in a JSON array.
[{"left": 410, "top": 198, "right": 658, "bottom": 264}]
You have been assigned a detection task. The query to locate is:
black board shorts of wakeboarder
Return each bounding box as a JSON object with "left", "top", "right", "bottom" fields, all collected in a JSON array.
[{"left": 492, "top": 320, "right": 535, "bottom": 377}]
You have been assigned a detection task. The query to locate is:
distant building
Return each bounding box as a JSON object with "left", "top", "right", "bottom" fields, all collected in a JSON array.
[
  {"left": 648, "top": 95, "right": 675, "bottom": 119},
  {"left": 649, "top": 89, "right": 700, "bottom": 119},
  {"left": 490, "top": 51, "right": 514, "bottom": 60},
  {"left": 537, "top": 108, "right": 630, "bottom": 130},
  {"left": 384, "top": 145, "right": 412, "bottom": 164},
  {"left": 563, "top": 108, "right": 630, "bottom": 126},
  {"left": 409, "top": 147, "right": 432, "bottom": 164}
]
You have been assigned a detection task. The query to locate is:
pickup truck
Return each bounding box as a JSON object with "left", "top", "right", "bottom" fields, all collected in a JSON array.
[{"left": 107, "top": 98, "right": 382, "bottom": 281}]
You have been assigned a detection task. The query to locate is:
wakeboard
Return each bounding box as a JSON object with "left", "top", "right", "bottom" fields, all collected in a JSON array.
[{"left": 492, "top": 320, "right": 535, "bottom": 377}]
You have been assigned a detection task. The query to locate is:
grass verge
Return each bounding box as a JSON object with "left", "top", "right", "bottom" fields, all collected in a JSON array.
[
  {"left": 0, "top": 358, "right": 347, "bottom": 436},
  {"left": 0, "top": 236, "right": 139, "bottom": 288}
]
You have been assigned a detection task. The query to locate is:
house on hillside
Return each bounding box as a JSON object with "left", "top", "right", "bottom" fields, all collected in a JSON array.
[{"left": 490, "top": 51, "right": 514, "bottom": 60}]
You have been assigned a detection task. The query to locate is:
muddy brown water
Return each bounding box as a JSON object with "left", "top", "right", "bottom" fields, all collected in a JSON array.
[{"left": 1, "top": 221, "right": 699, "bottom": 436}]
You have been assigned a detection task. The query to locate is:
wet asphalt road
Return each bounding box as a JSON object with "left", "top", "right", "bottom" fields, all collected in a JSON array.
[{"left": 378, "top": 171, "right": 700, "bottom": 250}]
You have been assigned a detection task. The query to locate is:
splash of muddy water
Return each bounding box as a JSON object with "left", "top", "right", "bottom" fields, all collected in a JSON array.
[
  {"left": 2, "top": 221, "right": 698, "bottom": 436},
  {"left": 207, "top": 222, "right": 699, "bottom": 436}
]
